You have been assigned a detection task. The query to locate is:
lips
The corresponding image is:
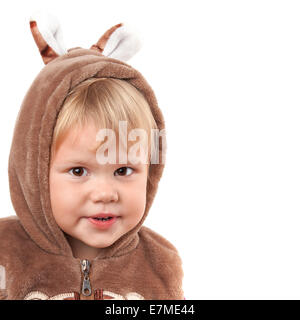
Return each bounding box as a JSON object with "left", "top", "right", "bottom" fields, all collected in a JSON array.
[
  {"left": 89, "top": 213, "right": 117, "bottom": 220},
  {"left": 87, "top": 213, "right": 118, "bottom": 230}
]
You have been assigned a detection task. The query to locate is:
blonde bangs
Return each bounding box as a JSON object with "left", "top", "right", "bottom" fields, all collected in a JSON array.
[{"left": 51, "top": 78, "right": 158, "bottom": 161}]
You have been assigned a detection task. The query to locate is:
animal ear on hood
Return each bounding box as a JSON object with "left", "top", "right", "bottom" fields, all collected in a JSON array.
[
  {"left": 90, "top": 23, "right": 142, "bottom": 61},
  {"left": 29, "top": 10, "right": 142, "bottom": 65},
  {"left": 29, "top": 10, "right": 68, "bottom": 65}
]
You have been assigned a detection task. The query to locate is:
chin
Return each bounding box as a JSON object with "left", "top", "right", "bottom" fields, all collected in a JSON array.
[{"left": 87, "top": 239, "right": 116, "bottom": 249}]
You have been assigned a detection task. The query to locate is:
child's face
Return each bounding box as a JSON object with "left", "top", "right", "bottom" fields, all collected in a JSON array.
[{"left": 49, "top": 122, "right": 149, "bottom": 258}]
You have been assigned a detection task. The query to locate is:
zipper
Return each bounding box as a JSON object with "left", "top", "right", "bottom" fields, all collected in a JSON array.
[{"left": 80, "top": 259, "right": 92, "bottom": 296}]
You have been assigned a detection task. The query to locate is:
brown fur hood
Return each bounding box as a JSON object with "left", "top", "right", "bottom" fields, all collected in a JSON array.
[{"left": 0, "top": 12, "right": 184, "bottom": 300}]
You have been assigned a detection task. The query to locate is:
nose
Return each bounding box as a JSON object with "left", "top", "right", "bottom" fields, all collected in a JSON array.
[{"left": 89, "top": 179, "right": 119, "bottom": 203}]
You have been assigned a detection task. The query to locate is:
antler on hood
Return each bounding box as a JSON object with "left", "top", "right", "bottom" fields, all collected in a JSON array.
[{"left": 29, "top": 10, "right": 142, "bottom": 64}]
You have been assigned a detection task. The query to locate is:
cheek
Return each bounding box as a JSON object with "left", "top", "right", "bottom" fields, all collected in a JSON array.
[
  {"left": 123, "top": 179, "right": 148, "bottom": 217},
  {"left": 49, "top": 174, "right": 80, "bottom": 222}
]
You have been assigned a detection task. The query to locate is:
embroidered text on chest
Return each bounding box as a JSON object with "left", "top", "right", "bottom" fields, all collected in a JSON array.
[{"left": 24, "top": 289, "right": 144, "bottom": 300}]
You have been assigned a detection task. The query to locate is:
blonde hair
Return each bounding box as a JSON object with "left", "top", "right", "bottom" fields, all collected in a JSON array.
[{"left": 50, "top": 77, "right": 157, "bottom": 163}]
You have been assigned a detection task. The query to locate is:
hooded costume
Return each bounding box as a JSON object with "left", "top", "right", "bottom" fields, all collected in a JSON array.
[{"left": 0, "top": 11, "right": 184, "bottom": 300}]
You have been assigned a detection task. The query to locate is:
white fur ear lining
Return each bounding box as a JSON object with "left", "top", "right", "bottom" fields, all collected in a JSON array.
[
  {"left": 29, "top": 10, "right": 67, "bottom": 56},
  {"left": 102, "top": 23, "right": 142, "bottom": 62}
]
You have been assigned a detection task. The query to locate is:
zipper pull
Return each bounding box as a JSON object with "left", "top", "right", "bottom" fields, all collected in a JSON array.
[{"left": 80, "top": 259, "right": 92, "bottom": 296}]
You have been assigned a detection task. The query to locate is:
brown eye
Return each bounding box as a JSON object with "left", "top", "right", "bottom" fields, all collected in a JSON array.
[
  {"left": 69, "top": 167, "right": 87, "bottom": 177},
  {"left": 115, "top": 167, "right": 134, "bottom": 176}
]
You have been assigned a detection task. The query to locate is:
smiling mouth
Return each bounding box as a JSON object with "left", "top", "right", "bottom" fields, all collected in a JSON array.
[{"left": 87, "top": 216, "right": 117, "bottom": 229}]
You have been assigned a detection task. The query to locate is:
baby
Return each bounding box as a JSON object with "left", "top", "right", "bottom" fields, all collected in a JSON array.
[
  {"left": 0, "top": 12, "right": 184, "bottom": 300},
  {"left": 49, "top": 78, "right": 155, "bottom": 261}
]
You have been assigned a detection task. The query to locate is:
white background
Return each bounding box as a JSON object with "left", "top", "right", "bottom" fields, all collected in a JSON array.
[{"left": 1, "top": 0, "right": 300, "bottom": 299}]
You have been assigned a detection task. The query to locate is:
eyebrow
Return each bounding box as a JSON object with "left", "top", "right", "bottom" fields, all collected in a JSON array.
[{"left": 60, "top": 158, "right": 93, "bottom": 166}]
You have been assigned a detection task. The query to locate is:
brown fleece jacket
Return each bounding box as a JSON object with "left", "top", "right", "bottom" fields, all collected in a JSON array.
[{"left": 0, "top": 15, "right": 184, "bottom": 300}]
